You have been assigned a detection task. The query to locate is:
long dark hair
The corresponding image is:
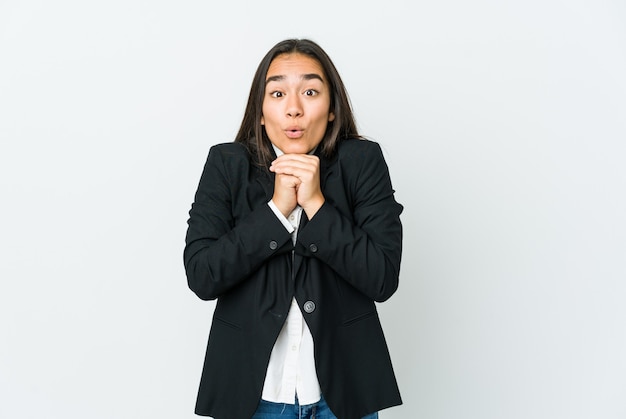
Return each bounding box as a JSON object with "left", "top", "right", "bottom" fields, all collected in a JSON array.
[{"left": 234, "top": 38, "right": 362, "bottom": 167}]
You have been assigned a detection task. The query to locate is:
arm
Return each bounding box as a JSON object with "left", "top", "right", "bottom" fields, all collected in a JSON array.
[
  {"left": 296, "top": 142, "right": 403, "bottom": 302},
  {"left": 183, "top": 145, "right": 292, "bottom": 300}
]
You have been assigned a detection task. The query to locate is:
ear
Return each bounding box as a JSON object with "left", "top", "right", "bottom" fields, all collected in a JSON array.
[
  {"left": 328, "top": 112, "right": 335, "bottom": 122},
  {"left": 261, "top": 115, "right": 265, "bottom": 125}
]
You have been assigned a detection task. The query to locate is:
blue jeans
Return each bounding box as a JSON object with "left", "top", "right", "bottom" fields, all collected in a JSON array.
[{"left": 251, "top": 396, "right": 378, "bottom": 419}]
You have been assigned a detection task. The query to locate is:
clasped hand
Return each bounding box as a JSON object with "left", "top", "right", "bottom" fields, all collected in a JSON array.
[{"left": 269, "top": 154, "right": 325, "bottom": 219}]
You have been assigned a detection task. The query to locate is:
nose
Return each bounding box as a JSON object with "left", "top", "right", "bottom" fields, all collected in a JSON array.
[{"left": 286, "top": 94, "right": 303, "bottom": 118}]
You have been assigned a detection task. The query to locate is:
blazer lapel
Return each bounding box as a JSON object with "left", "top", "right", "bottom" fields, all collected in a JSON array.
[
  {"left": 317, "top": 147, "right": 337, "bottom": 192},
  {"left": 256, "top": 170, "right": 275, "bottom": 202},
  {"left": 254, "top": 147, "right": 277, "bottom": 202}
]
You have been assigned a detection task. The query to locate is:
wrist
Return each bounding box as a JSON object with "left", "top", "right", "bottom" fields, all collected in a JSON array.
[
  {"left": 302, "top": 197, "right": 325, "bottom": 219},
  {"left": 271, "top": 198, "right": 296, "bottom": 218}
]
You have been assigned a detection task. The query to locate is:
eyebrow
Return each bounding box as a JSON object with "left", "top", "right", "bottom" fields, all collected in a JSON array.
[{"left": 265, "top": 73, "right": 324, "bottom": 85}]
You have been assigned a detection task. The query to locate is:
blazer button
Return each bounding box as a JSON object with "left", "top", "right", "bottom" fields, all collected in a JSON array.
[
  {"left": 269, "top": 240, "right": 278, "bottom": 250},
  {"left": 309, "top": 243, "right": 318, "bottom": 253},
  {"left": 303, "top": 301, "right": 316, "bottom": 313}
]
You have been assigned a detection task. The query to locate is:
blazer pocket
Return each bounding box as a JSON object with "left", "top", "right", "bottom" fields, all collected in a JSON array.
[
  {"left": 342, "top": 310, "right": 376, "bottom": 327},
  {"left": 213, "top": 316, "right": 242, "bottom": 330}
]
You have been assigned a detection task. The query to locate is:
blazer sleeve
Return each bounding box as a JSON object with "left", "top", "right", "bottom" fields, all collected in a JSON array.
[
  {"left": 183, "top": 145, "right": 292, "bottom": 300},
  {"left": 296, "top": 141, "right": 403, "bottom": 302}
]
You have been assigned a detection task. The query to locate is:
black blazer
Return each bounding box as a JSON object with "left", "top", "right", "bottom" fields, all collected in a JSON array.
[{"left": 184, "top": 138, "right": 403, "bottom": 419}]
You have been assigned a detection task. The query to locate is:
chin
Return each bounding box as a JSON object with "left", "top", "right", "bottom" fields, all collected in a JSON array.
[
  {"left": 291, "top": 146, "right": 313, "bottom": 154},
  {"left": 281, "top": 144, "right": 313, "bottom": 155}
]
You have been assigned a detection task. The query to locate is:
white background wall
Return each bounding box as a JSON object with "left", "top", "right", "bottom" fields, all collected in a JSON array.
[{"left": 1, "top": 1, "right": 625, "bottom": 418}]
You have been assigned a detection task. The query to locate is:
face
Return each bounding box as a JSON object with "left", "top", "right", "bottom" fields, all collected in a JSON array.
[{"left": 261, "top": 53, "right": 335, "bottom": 155}]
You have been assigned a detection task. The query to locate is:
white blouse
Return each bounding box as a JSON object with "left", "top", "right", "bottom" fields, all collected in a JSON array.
[{"left": 261, "top": 147, "right": 322, "bottom": 405}]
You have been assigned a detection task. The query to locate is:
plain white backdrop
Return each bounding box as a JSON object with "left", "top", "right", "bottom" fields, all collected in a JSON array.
[{"left": 1, "top": 1, "right": 625, "bottom": 418}]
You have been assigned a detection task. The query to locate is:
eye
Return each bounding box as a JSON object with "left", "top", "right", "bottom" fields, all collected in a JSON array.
[
  {"left": 304, "top": 89, "right": 318, "bottom": 96},
  {"left": 270, "top": 91, "right": 284, "bottom": 98}
]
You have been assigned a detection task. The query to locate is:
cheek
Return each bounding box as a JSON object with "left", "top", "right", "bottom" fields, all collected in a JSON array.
[
  {"left": 261, "top": 102, "right": 271, "bottom": 125},
  {"left": 262, "top": 105, "right": 279, "bottom": 126},
  {"left": 263, "top": 116, "right": 278, "bottom": 131}
]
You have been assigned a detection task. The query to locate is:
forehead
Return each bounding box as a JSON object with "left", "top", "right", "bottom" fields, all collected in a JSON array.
[{"left": 266, "top": 53, "right": 326, "bottom": 80}]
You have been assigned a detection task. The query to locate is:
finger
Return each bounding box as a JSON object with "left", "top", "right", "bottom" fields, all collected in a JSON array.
[
  {"left": 274, "top": 173, "right": 301, "bottom": 188},
  {"left": 271, "top": 154, "right": 319, "bottom": 170},
  {"left": 271, "top": 162, "right": 316, "bottom": 173},
  {"left": 273, "top": 166, "right": 319, "bottom": 185},
  {"left": 270, "top": 156, "right": 319, "bottom": 176}
]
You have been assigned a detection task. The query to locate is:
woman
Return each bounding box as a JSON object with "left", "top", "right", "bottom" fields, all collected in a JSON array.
[{"left": 184, "top": 38, "right": 403, "bottom": 419}]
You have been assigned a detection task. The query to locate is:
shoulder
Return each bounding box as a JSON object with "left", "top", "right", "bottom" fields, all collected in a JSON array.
[
  {"left": 205, "top": 142, "right": 252, "bottom": 166},
  {"left": 208, "top": 142, "right": 249, "bottom": 158},
  {"left": 199, "top": 142, "right": 258, "bottom": 182},
  {"left": 335, "top": 138, "right": 385, "bottom": 163}
]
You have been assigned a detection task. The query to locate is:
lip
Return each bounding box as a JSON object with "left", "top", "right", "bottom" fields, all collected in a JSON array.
[{"left": 284, "top": 126, "right": 304, "bottom": 139}]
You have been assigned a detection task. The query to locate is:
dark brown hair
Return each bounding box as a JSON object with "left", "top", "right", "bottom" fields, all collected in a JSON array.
[{"left": 234, "top": 38, "right": 362, "bottom": 167}]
